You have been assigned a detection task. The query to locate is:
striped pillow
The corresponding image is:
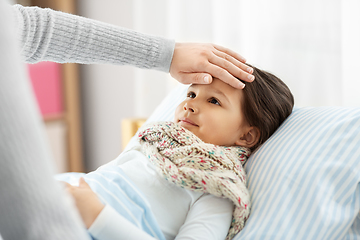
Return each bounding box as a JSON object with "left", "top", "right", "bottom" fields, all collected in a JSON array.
[
  {"left": 127, "top": 85, "right": 360, "bottom": 239},
  {"left": 236, "top": 107, "right": 360, "bottom": 239}
]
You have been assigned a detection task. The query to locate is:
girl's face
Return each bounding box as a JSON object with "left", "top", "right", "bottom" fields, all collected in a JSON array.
[{"left": 174, "top": 78, "right": 251, "bottom": 147}]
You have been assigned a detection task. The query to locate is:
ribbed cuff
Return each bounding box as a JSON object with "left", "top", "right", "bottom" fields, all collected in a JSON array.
[{"left": 153, "top": 37, "right": 175, "bottom": 73}]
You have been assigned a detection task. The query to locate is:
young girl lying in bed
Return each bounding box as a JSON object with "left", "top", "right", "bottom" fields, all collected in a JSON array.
[{"left": 58, "top": 65, "right": 294, "bottom": 240}]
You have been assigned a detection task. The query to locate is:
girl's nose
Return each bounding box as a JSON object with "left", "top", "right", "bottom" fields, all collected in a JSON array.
[{"left": 183, "top": 102, "right": 197, "bottom": 113}]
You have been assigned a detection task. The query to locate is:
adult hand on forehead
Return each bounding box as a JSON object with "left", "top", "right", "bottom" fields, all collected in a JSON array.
[{"left": 170, "top": 43, "right": 255, "bottom": 89}]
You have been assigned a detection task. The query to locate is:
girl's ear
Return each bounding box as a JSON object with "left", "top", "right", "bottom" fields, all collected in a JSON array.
[{"left": 235, "top": 126, "right": 260, "bottom": 148}]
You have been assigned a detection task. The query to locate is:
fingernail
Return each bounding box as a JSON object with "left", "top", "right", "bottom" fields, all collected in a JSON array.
[
  {"left": 248, "top": 75, "right": 255, "bottom": 81},
  {"left": 204, "top": 75, "right": 211, "bottom": 83},
  {"left": 247, "top": 67, "right": 253, "bottom": 74},
  {"left": 239, "top": 82, "right": 245, "bottom": 89}
]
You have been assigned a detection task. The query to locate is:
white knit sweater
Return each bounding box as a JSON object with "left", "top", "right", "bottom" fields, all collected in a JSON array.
[{"left": 0, "top": 3, "right": 174, "bottom": 240}]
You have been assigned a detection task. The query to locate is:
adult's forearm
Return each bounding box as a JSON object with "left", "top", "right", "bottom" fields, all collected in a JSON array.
[{"left": 12, "top": 4, "right": 175, "bottom": 72}]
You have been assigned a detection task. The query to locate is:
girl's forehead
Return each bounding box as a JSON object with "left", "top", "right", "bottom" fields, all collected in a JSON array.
[
  {"left": 188, "top": 79, "right": 244, "bottom": 105},
  {"left": 189, "top": 78, "right": 241, "bottom": 94}
]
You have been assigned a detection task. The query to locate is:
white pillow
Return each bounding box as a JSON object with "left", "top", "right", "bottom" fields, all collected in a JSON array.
[
  {"left": 126, "top": 85, "right": 360, "bottom": 239},
  {"left": 123, "top": 84, "right": 188, "bottom": 152}
]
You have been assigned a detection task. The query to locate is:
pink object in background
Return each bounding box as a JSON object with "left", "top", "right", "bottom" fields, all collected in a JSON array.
[{"left": 27, "top": 62, "right": 63, "bottom": 116}]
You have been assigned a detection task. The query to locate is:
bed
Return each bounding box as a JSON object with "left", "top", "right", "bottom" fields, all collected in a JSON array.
[{"left": 122, "top": 84, "right": 360, "bottom": 239}]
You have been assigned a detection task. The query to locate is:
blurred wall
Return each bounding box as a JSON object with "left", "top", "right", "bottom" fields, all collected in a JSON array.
[
  {"left": 77, "top": 0, "right": 136, "bottom": 171},
  {"left": 77, "top": 0, "right": 179, "bottom": 171},
  {"left": 76, "top": 0, "right": 360, "bottom": 171}
]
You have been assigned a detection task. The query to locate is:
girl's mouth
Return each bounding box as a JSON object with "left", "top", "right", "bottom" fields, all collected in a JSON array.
[{"left": 178, "top": 117, "right": 199, "bottom": 127}]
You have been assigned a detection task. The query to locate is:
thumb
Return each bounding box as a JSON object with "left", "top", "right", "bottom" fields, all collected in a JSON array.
[
  {"left": 79, "top": 177, "right": 90, "bottom": 188},
  {"left": 185, "top": 73, "right": 213, "bottom": 85}
]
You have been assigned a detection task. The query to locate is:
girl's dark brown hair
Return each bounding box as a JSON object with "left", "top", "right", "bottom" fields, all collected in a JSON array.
[{"left": 241, "top": 65, "right": 294, "bottom": 151}]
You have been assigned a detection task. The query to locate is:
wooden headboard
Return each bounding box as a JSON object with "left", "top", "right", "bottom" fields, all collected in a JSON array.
[{"left": 121, "top": 118, "right": 146, "bottom": 150}]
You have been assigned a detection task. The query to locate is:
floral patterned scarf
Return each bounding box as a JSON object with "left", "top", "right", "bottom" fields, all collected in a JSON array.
[{"left": 138, "top": 121, "right": 251, "bottom": 239}]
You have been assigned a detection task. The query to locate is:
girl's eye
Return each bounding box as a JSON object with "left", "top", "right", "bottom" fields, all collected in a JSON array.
[
  {"left": 209, "top": 97, "right": 220, "bottom": 106},
  {"left": 187, "top": 92, "right": 196, "bottom": 98}
]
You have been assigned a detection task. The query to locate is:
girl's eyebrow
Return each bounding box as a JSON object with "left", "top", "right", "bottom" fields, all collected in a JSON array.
[{"left": 210, "top": 89, "right": 230, "bottom": 104}]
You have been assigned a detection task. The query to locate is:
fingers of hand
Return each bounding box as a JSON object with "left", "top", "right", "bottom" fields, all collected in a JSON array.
[
  {"left": 204, "top": 53, "right": 251, "bottom": 88},
  {"left": 170, "top": 42, "right": 253, "bottom": 88},
  {"left": 183, "top": 73, "right": 213, "bottom": 85},
  {"left": 79, "top": 177, "right": 90, "bottom": 188},
  {"left": 211, "top": 50, "right": 255, "bottom": 82},
  {"left": 205, "top": 64, "right": 245, "bottom": 89},
  {"left": 173, "top": 72, "right": 212, "bottom": 85},
  {"left": 212, "top": 43, "right": 247, "bottom": 63}
]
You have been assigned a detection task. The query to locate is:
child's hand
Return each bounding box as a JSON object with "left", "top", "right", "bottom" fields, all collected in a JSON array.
[{"left": 62, "top": 178, "right": 105, "bottom": 229}]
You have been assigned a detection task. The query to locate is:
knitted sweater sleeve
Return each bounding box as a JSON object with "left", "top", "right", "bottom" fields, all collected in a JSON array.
[{"left": 12, "top": 4, "right": 175, "bottom": 72}]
